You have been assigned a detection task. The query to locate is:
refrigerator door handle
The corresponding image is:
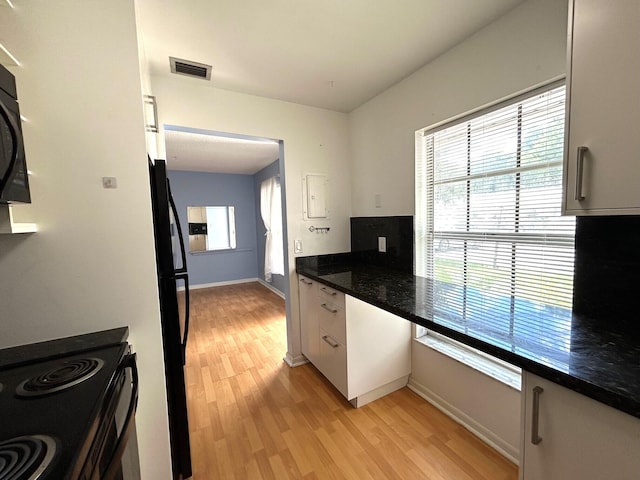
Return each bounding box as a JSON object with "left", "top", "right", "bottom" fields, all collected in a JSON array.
[
  {"left": 167, "top": 178, "right": 188, "bottom": 273},
  {"left": 176, "top": 272, "right": 190, "bottom": 365}
]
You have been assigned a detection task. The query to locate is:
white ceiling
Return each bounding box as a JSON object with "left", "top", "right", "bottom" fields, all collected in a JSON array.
[
  {"left": 137, "top": 0, "right": 525, "bottom": 172},
  {"left": 165, "top": 129, "right": 279, "bottom": 174}
]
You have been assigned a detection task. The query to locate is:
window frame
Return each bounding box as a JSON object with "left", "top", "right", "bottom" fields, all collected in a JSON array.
[{"left": 414, "top": 79, "right": 574, "bottom": 380}]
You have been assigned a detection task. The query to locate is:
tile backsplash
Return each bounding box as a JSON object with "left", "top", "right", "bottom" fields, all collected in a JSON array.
[
  {"left": 350, "top": 216, "right": 413, "bottom": 273},
  {"left": 347, "top": 214, "right": 639, "bottom": 321},
  {"left": 573, "top": 215, "right": 640, "bottom": 320}
]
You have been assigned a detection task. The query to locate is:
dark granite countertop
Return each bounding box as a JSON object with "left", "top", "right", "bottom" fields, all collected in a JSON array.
[
  {"left": 296, "top": 254, "right": 640, "bottom": 419},
  {"left": 0, "top": 327, "right": 130, "bottom": 370}
]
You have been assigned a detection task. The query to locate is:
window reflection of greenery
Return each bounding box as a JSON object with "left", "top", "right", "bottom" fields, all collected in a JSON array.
[{"left": 434, "top": 257, "right": 573, "bottom": 310}]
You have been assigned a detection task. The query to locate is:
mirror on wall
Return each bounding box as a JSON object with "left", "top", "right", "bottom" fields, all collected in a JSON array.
[{"left": 187, "top": 205, "right": 236, "bottom": 253}]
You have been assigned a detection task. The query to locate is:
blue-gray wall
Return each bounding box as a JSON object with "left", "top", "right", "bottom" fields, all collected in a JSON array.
[
  {"left": 167, "top": 170, "right": 259, "bottom": 286},
  {"left": 253, "top": 160, "right": 285, "bottom": 294}
]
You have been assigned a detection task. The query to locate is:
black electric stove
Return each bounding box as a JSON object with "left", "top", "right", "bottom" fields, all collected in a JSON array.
[{"left": 0, "top": 328, "right": 138, "bottom": 480}]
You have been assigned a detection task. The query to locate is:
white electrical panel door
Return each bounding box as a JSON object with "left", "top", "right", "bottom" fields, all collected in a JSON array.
[{"left": 305, "top": 174, "right": 327, "bottom": 219}]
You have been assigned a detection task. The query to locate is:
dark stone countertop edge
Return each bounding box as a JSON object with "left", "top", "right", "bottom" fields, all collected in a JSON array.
[
  {"left": 296, "top": 263, "right": 640, "bottom": 420},
  {"left": 0, "top": 327, "right": 130, "bottom": 370}
]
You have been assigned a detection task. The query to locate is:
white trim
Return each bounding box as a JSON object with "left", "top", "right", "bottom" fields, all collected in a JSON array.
[
  {"left": 414, "top": 335, "right": 522, "bottom": 391},
  {"left": 418, "top": 76, "right": 565, "bottom": 136},
  {"left": 257, "top": 279, "right": 286, "bottom": 299},
  {"left": 177, "top": 277, "right": 259, "bottom": 291},
  {"left": 407, "top": 378, "right": 520, "bottom": 465},
  {"left": 283, "top": 352, "right": 308, "bottom": 367}
]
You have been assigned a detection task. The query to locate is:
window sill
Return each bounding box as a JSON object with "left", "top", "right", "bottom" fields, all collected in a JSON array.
[
  {"left": 189, "top": 247, "right": 253, "bottom": 256},
  {"left": 414, "top": 334, "right": 521, "bottom": 391}
]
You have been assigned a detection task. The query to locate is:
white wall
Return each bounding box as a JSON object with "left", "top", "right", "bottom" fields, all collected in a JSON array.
[
  {"left": 0, "top": 1, "right": 171, "bottom": 478},
  {"left": 350, "top": 0, "right": 568, "bottom": 216},
  {"left": 150, "top": 75, "right": 352, "bottom": 364},
  {"left": 409, "top": 346, "right": 521, "bottom": 462},
  {"left": 134, "top": 0, "right": 160, "bottom": 160},
  {"left": 348, "top": 0, "right": 569, "bottom": 460}
]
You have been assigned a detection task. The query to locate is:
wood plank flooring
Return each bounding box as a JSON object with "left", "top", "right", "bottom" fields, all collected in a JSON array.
[{"left": 184, "top": 282, "right": 518, "bottom": 479}]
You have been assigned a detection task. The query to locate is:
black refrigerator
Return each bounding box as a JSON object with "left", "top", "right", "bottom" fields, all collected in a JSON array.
[{"left": 148, "top": 158, "right": 192, "bottom": 480}]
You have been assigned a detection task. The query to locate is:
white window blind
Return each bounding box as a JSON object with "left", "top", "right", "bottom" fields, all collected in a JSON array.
[{"left": 415, "top": 83, "right": 575, "bottom": 365}]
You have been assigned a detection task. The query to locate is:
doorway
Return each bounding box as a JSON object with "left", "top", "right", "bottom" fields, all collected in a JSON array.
[
  {"left": 163, "top": 125, "right": 289, "bottom": 301},
  {"left": 163, "top": 124, "right": 292, "bottom": 363}
]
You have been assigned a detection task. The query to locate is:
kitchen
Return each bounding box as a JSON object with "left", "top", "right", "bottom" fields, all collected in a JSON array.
[{"left": 0, "top": 0, "right": 638, "bottom": 479}]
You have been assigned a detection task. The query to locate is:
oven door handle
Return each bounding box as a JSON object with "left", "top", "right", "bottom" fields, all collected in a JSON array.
[{"left": 103, "top": 352, "right": 139, "bottom": 480}]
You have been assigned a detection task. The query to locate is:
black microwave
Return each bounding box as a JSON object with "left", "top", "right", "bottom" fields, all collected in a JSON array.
[{"left": 0, "top": 64, "right": 30, "bottom": 204}]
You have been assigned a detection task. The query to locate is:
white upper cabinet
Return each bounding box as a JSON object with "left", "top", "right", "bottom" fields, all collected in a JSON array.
[{"left": 563, "top": 0, "right": 640, "bottom": 215}]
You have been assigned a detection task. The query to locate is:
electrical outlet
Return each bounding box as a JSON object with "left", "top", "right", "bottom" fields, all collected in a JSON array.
[{"left": 378, "top": 236, "right": 387, "bottom": 253}]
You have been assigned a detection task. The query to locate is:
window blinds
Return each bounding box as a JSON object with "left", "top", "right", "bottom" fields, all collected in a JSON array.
[{"left": 415, "top": 84, "right": 574, "bottom": 358}]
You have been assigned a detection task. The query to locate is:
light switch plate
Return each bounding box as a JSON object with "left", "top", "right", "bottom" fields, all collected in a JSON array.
[
  {"left": 294, "top": 239, "right": 303, "bottom": 253},
  {"left": 102, "top": 177, "right": 117, "bottom": 189}
]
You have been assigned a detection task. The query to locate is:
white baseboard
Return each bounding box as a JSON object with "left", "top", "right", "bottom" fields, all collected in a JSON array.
[
  {"left": 407, "top": 378, "right": 519, "bottom": 465},
  {"left": 177, "top": 278, "right": 259, "bottom": 291},
  {"left": 284, "top": 352, "right": 308, "bottom": 367},
  {"left": 257, "top": 279, "right": 286, "bottom": 299},
  {"left": 351, "top": 375, "right": 409, "bottom": 408}
]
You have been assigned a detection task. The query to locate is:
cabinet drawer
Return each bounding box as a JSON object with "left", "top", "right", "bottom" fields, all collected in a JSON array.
[
  {"left": 318, "top": 284, "right": 345, "bottom": 309},
  {"left": 317, "top": 301, "right": 346, "bottom": 344},
  {"left": 318, "top": 329, "right": 347, "bottom": 398}
]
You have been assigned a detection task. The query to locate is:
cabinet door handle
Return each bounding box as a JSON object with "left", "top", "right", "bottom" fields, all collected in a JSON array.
[
  {"left": 320, "top": 303, "right": 338, "bottom": 314},
  {"left": 531, "top": 386, "right": 544, "bottom": 445},
  {"left": 575, "top": 146, "right": 588, "bottom": 201},
  {"left": 322, "top": 335, "right": 339, "bottom": 348},
  {"left": 320, "top": 287, "right": 337, "bottom": 296},
  {"left": 300, "top": 278, "right": 313, "bottom": 285}
]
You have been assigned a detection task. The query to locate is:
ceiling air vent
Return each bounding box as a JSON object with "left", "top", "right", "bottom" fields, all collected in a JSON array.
[{"left": 169, "top": 57, "right": 212, "bottom": 80}]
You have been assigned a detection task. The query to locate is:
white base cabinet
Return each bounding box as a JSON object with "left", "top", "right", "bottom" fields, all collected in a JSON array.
[
  {"left": 345, "top": 295, "right": 411, "bottom": 403},
  {"left": 520, "top": 372, "right": 640, "bottom": 480},
  {"left": 298, "top": 275, "right": 411, "bottom": 406},
  {"left": 298, "top": 275, "right": 320, "bottom": 365}
]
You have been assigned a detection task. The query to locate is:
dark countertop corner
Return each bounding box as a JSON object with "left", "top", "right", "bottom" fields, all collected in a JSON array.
[{"left": 295, "top": 254, "right": 640, "bottom": 420}]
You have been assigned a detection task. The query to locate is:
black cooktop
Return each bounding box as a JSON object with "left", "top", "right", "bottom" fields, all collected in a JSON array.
[{"left": 0, "top": 329, "right": 129, "bottom": 479}]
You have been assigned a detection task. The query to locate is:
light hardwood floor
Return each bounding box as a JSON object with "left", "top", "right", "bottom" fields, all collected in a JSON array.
[{"left": 184, "top": 282, "right": 518, "bottom": 480}]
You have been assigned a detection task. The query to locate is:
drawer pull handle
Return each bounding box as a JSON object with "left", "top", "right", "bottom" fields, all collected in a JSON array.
[
  {"left": 322, "top": 335, "right": 339, "bottom": 348},
  {"left": 300, "top": 278, "right": 313, "bottom": 285},
  {"left": 575, "top": 146, "right": 588, "bottom": 201},
  {"left": 320, "top": 287, "right": 337, "bottom": 296},
  {"left": 320, "top": 303, "right": 338, "bottom": 314},
  {"left": 531, "top": 386, "right": 544, "bottom": 445}
]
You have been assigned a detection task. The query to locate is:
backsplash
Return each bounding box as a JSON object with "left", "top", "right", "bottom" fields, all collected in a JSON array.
[
  {"left": 573, "top": 215, "right": 640, "bottom": 320},
  {"left": 350, "top": 216, "right": 413, "bottom": 273},
  {"left": 346, "top": 214, "right": 639, "bottom": 320}
]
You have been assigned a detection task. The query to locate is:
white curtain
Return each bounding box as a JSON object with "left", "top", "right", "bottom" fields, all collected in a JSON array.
[{"left": 260, "top": 176, "right": 284, "bottom": 282}]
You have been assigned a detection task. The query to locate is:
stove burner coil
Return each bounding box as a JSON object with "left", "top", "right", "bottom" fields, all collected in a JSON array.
[
  {"left": 16, "top": 358, "right": 105, "bottom": 397},
  {"left": 0, "top": 435, "right": 57, "bottom": 480}
]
